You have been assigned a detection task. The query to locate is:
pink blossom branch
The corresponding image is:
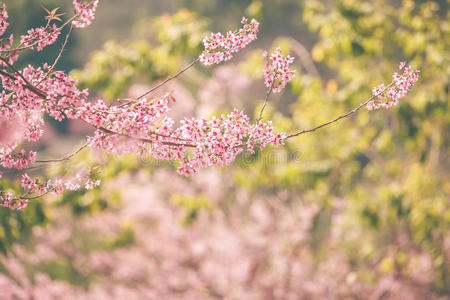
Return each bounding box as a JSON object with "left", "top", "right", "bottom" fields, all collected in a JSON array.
[
  {"left": 0, "top": 0, "right": 96, "bottom": 54},
  {"left": 97, "top": 127, "right": 197, "bottom": 148},
  {"left": 18, "top": 186, "right": 56, "bottom": 200},
  {"left": 0, "top": 67, "right": 47, "bottom": 98},
  {"left": 41, "top": 24, "right": 74, "bottom": 80},
  {"left": 0, "top": 15, "right": 76, "bottom": 54}
]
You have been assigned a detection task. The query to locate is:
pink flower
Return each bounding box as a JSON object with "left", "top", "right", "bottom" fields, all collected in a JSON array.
[
  {"left": 0, "top": 4, "right": 8, "bottom": 36},
  {"left": 263, "top": 47, "right": 296, "bottom": 93},
  {"left": 199, "top": 17, "right": 259, "bottom": 66},
  {"left": 367, "top": 62, "right": 420, "bottom": 110},
  {"left": 21, "top": 174, "right": 37, "bottom": 190},
  {"left": 72, "top": 0, "right": 99, "bottom": 28},
  {"left": 20, "top": 24, "right": 60, "bottom": 51}
]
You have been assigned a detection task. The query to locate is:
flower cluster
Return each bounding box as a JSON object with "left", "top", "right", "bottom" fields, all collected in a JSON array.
[
  {"left": 72, "top": 0, "right": 99, "bottom": 28},
  {"left": 0, "top": 35, "right": 18, "bottom": 65},
  {"left": 0, "top": 169, "right": 100, "bottom": 210},
  {"left": 0, "top": 3, "right": 8, "bottom": 36},
  {"left": 199, "top": 17, "right": 259, "bottom": 65},
  {"left": 177, "top": 110, "right": 285, "bottom": 175},
  {"left": 84, "top": 95, "right": 285, "bottom": 176},
  {"left": 1, "top": 150, "right": 36, "bottom": 170},
  {"left": 263, "top": 47, "right": 296, "bottom": 93},
  {"left": 20, "top": 24, "right": 61, "bottom": 51},
  {"left": 367, "top": 62, "right": 420, "bottom": 110}
]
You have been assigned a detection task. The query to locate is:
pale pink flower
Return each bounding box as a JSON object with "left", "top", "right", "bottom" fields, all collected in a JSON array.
[
  {"left": 263, "top": 47, "right": 296, "bottom": 93},
  {"left": 72, "top": 0, "right": 99, "bottom": 28},
  {"left": 367, "top": 62, "right": 420, "bottom": 110},
  {"left": 199, "top": 17, "right": 259, "bottom": 65}
]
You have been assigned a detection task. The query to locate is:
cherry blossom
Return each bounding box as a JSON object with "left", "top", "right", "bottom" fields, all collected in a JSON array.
[
  {"left": 72, "top": 0, "right": 99, "bottom": 28},
  {"left": 199, "top": 17, "right": 259, "bottom": 65},
  {"left": 20, "top": 24, "right": 61, "bottom": 51},
  {"left": 0, "top": 3, "right": 8, "bottom": 36},
  {"left": 263, "top": 47, "right": 296, "bottom": 93},
  {"left": 367, "top": 62, "right": 420, "bottom": 110}
]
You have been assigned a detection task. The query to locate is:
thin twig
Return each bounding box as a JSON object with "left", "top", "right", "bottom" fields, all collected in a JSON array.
[
  {"left": 19, "top": 186, "right": 56, "bottom": 200},
  {"left": 36, "top": 141, "right": 90, "bottom": 163},
  {"left": 0, "top": 14, "right": 78, "bottom": 54},
  {"left": 41, "top": 24, "right": 74, "bottom": 81},
  {"left": 257, "top": 82, "right": 274, "bottom": 122},
  {"left": 133, "top": 58, "right": 199, "bottom": 101},
  {"left": 286, "top": 82, "right": 394, "bottom": 138}
]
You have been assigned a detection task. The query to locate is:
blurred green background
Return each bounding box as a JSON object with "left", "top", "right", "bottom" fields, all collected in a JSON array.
[{"left": 0, "top": 0, "right": 449, "bottom": 298}]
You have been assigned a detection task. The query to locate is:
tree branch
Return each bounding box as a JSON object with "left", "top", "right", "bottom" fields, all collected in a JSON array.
[
  {"left": 36, "top": 141, "right": 90, "bottom": 163},
  {"left": 124, "top": 58, "right": 200, "bottom": 104},
  {"left": 286, "top": 82, "right": 394, "bottom": 138},
  {"left": 257, "top": 82, "right": 274, "bottom": 122},
  {"left": 41, "top": 24, "right": 75, "bottom": 81}
]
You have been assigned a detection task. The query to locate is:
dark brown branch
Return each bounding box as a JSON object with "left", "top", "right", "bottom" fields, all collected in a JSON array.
[
  {"left": 1, "top": 56, "right": 35, "bottom": 88},
  {"left": 0, "top": 67, "right": 47, "bottom": 98}
]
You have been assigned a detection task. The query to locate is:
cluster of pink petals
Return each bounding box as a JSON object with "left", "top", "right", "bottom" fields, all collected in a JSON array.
[
  {"left": 83, "top": 95, "right": 285, "bottom": 176},
  {"left": 72, "top": 0, "right": 99, "bottom": 28},
  {"left": 0, "top": 5, "right": 280, "bottom": 210},
  {"left": 1, "top": 150, "right": 36, "bottom": 170},
  {"left": 20, "top": 24, "right": 60, "bottom": 51},
  {"left": 0, "top": 170, "right": 100, "bottom": 210},
  {"left": 0, "top": 4, "right": 8, "bottom": 36},
  {"left": 83, "top": 94, "right": 184, "bottom": 155},
  {"left": 177, "top": 110, "right": 285, "bottom": 175},
  {"left": 367, "top": 62, "right": 420, "bottom": 110},
  {"left": 199, "top": 17, "right": 259, "bottom": 65},
  {"left": 0, "top": 35, "right": 18, "bottom": 65},
  {"left": 0, "top": 192, "right": 20, "bottom": 209},
  {"left": 263, "top": 47, "right": 296, "bottom": 93}
]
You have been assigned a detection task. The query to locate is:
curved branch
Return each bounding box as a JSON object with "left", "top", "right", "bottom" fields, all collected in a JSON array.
[
  {"left": 134, "top": 58, "right": 199, "bottom": 100},
  {"left": 41, "top": 24, "right": 75, "bottom": 81},
  {"left": 36, "top": 141, "right": 90, "bottom": 163},
  {"left": 286, "top": 82, "right": 394, "bottom": 138}
]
